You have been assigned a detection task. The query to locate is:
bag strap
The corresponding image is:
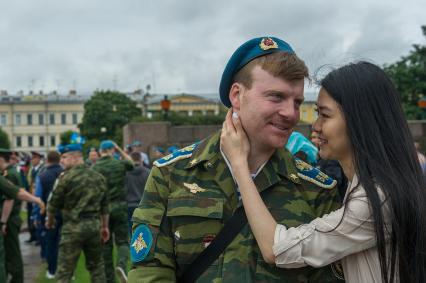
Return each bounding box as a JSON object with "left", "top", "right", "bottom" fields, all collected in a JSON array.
[{"left": 177, "top": 205, "right": 248, "bottom": 283}]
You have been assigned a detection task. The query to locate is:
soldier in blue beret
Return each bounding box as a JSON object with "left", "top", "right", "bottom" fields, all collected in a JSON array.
[
  {"left": 93, "top": 140, "right": 134, "bottom": 283},
  {"left": 47, "top": 144, "right": 110, "bottom": 282},
  {"left": 128, "top": 37, "right": 341, "bottom": 282}
]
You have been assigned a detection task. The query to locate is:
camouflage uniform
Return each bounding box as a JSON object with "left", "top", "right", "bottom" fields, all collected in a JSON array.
[
  {"left": 0, "top": 175, "right": 19, "bottom": 283},
  {"left": 1, "top": 164, "right": 24, "bottom": 283},
  {"left": 128, "top": 132, "right": 343, "bottom": 282},
  {"left": 47, "top": 164, "right": 109, "bottom": 283},
  {"left": 93, "top": 155, "right": 133, "bottom": 283}
]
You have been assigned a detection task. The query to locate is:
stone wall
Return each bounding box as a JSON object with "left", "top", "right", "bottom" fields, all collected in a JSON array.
[
  {"left": 123, "top": 120, "right": 426, "bottom": 159},
  {"left": 123, "top": 122, "right": 313, "bottom": 158}
]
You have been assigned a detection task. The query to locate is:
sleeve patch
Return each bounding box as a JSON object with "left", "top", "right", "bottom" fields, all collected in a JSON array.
[
  {"left": 153, "top": 143, "right": 198, "bottom": 167},
  {"left": 294, "top": 158, "right": 337, "bottom": 189},
  {"left": 130, "top": 224, "right": 153, "bottom": 263}
]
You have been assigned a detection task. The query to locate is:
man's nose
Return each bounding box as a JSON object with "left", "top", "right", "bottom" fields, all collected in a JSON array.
[{"left": 277, "top": 100, "right": 298, "bottom": 119}]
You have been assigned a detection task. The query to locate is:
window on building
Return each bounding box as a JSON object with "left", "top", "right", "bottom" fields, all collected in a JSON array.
[
  {"left": 49, "top": 113, "right": 55, "bottom": 125},
  {"left": 27, "top": 113, "right": 33, "bottom": 125},
  {"left": 16, "top": 136, "right": 22, "bottom": 147},
  {"left": 38, "top": 113, "right": 44, "bottom": 125},
  {"left": 61, "top": 113, "right": 66, "bottom": 125},
  {"left": 15, "top": 114, "right": 21, "bottom": 126},
  {"left": 72, "top": 113, "right": 78, "bottom": 124},
  {"left": 50, "top": 135, "right": 56, "bottom": 146},
  {"left": 39, "top": 136, "right": 45, "bottom": 147},
  {"left": 0, "top": 114, "right": 6, "bottom": 126},
  {"left": 28, "top": 136, "right": 33, "bottom": 147}
]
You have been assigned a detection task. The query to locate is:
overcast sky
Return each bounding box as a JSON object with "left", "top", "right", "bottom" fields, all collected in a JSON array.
[{"left": 0, "top": 0, "right": 424, "bottom": 100}]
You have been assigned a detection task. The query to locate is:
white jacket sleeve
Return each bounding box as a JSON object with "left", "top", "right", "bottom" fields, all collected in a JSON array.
[{"left": 273, "top": 185, "right": 386, "bottom": 268}]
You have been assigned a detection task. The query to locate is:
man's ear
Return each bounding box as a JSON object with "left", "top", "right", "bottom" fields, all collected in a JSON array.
[{"left": 229, "top": 83, "right": 242, "bottom": 110}]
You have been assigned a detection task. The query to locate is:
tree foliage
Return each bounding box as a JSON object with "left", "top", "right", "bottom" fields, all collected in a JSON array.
[
  {"left": 60, "top": 130, "right": 74, "bottom": 145},
  {"left": 79, "top": 90, "right": 141, "bottom": 144},
  {"left": 0, "top": 128, "right": 10, "bottom": 149},
  {"left": 384, "top": 26, "right": 426, "bottom": 119}
]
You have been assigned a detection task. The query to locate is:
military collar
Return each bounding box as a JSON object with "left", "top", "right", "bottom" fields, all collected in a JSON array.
[
  {"left": 184, "top": 131, "right": 221, "bottom": 169},
  {"left": 266, "top": 147, "right": 301, "bottom": 185},
  {"left": 185, "top": 131, "right": 301, "bottom": 185}
]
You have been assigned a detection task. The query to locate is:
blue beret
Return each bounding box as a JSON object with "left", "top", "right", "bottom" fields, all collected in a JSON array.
[
  {"left": 58, "top": 143, "right": 82, "bottom": 154},
  {"left": 219, "top": 36, "right": 295, "bottom": 107},
  {"left": 100, "top": 140, "right": 115, "bottom": 150}
]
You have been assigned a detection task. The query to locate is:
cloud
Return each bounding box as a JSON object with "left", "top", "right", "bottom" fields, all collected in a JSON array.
[{"left": 0, "top": 0, "right": 424, "bottom": 96}]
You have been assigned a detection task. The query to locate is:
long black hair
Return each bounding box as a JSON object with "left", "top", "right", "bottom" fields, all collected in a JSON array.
[{"left": 320, "top": 61, "right": 426, "bottom": 283}]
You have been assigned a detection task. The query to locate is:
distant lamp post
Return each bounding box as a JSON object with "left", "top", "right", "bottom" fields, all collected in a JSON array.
[{"left": 160, "top": 95, "right": 171, "bottom": 120}]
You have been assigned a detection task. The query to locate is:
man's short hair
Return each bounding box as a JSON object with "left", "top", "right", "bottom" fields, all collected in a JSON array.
[
  {"left": 232, "top": 52, "right": 309, "bottom": 89},
  {"left": 130, "top": 151, "right": 142, "bottom": 163},
  {"left": 47, "top": 151, "right": 60, "bottom": 163}
]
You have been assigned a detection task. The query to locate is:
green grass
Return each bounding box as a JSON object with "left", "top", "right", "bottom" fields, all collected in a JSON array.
[
  {"left": 35, "top": 246, "right": 128, "bottom": 282},
  {"left": 36, "top": 254, "right": 91, "bottom": 283}
]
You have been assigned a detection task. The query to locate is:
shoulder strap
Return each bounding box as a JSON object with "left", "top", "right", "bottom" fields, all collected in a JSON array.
[{"left": 177, "top": 205, "right": 248, "bottom": 283}]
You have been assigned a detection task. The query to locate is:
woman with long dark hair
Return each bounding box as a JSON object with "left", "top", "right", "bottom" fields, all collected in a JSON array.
[{"left": 221, "top": 61, "right": 426, "bottom": 282}]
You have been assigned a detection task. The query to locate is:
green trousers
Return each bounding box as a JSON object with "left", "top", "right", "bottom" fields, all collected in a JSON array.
[
  {"left": 56, "top": 219, "right": 106, "bottom": 283},
  {"left": 0, "top": 232, "right": 5, "bottom": 283},
  {"left": 104, "top": 202, "right": 129, "bottom": 283},
  {"left": 4, "top": 216, "right": 23, "bottom": 283}
]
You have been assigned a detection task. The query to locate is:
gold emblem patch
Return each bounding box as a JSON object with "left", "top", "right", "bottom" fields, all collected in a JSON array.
[
  {"left": 183, "top": 182, "right": 206, "bottom": 194},
  {"left": 289, "top": 173, "right": 299, "bottom": 182},
  {"left": 259, "top": 37, "right": 278, "bottom": 50},
  {"left": 131, "top": 232, "right": 148, "bottom": 254}
]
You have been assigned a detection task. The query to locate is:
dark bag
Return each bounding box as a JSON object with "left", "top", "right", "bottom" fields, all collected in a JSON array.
[{"left": 177, "top": 206, "right": 248, "bottom": 283}]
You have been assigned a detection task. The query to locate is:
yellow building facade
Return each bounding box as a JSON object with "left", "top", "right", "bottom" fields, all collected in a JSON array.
[
  {"left": 0, "top": 93, "right": 85, "bottom": 153},
  {"left": 299, "top": 101, "right": 317, "bottom": 124}
]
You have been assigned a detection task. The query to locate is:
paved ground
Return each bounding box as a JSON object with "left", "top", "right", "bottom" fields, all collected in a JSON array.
[
  {"left": 19, "top": 227, "right": 42, "bottom": 283},
  {"left": 20, "top": 232, "right": 43, "bottom": 283}
]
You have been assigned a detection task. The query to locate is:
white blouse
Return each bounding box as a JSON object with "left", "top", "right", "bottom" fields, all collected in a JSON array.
[{"left": 273, "top": 175, "right": 392, "bottom": 283}]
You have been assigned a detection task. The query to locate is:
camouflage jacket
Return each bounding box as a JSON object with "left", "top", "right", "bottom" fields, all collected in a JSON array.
[
  {"left": 47, "top": 164, "right": 109, "bottom": 232},
  {"left": 92, "top": 155, "right": 133, "bottom": 202},
  {"left": 1, "top": 165, "right": 24, "bottom": 218},
  {"left": 128, "top": 132, "right": 342, "bottom": 283},
  {"left": 0, "top": 175, "right": 19, "bottom": 200}
]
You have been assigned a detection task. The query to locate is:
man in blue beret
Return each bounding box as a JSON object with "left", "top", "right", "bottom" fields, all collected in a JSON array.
[
  {"left": 93, "top": 140, "right": 134, "bottom": 283},
  {"left": 46, "top": 144, "right": 110, "bottom": 282},
  {"left": 128, "top": 37, "right": 342, "bottom": 282}
]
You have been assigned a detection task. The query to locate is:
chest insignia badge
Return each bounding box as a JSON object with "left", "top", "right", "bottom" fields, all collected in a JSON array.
[{"left": 183, "top": 182, "right": 206, "bottom": 194}]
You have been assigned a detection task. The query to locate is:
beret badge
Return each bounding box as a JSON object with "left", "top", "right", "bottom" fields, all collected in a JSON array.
[{"left": 259, "top": 37, "right": 278, "bottom": 50}]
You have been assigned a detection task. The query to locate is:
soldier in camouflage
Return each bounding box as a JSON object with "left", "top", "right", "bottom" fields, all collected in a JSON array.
[
  {"left": 92, "top": 140, "right": 133, "bottom": 283},
  {"left": 0, "top": 170, "right": 45, "bottom": 282},
  {"left": 128, "top": 37, "right": 344, "bottom": 282},
  {"left": 0, "top": 149, "right": 25, "bottom": 283},
  {"left": 46, "top": 144, "right": 110, "bottom": 283}
]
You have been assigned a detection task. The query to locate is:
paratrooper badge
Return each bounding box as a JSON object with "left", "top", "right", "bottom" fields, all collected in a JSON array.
[
  {"left": 183, "top": 182, "right": 206, "bottom": 194},
  {"left": 259, "top": 37, "right": 278, "bottom": 50},
  {"left": 130, "top": 224, "right": 153, "bottom": 263},
  {"left": 154, "top": 142, "right": 199, "bottom": 167},
  {"left": 294, "top": 158, "right": 337, "bottom": 189}
]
